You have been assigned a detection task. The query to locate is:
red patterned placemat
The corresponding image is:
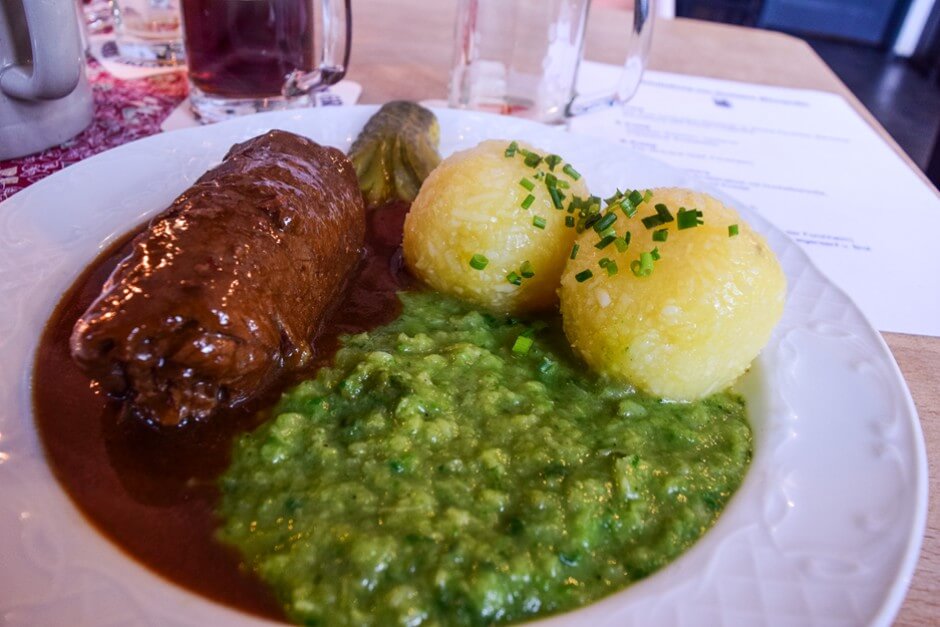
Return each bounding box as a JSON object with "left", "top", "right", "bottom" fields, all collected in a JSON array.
[{"left": 0, "top": 60, "right": 187, "bottom": 202}]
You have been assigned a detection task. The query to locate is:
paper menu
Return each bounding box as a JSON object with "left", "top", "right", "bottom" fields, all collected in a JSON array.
[{"left": 570, "top": 62, "right": 940, "bottom": 337}]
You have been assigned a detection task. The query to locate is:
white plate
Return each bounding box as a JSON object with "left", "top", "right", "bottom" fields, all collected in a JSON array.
[{"left": 0, "top": 107, "right": 927, "bottom": 626}]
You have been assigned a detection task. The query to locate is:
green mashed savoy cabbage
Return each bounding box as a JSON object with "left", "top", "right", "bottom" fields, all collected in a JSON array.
[{"left": 218, "top": 292, "right": 752, "bottom": 626}]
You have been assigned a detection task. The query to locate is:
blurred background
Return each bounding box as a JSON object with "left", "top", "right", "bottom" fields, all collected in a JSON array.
[{"left": 602, "top": 0, "right": 940, "bottom": 186}]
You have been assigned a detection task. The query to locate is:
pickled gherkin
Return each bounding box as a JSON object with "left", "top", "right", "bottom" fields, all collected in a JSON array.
[{"left": 349, "top": 101, "right": 441, "bottom": 208}]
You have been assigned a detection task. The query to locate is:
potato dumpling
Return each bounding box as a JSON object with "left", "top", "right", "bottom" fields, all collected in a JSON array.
[
  {"left": 403, "top": 139, "right": 590, "bottom": 314},
  {"left": 559, "top": 188, "right": 785, "bottom": 400}
]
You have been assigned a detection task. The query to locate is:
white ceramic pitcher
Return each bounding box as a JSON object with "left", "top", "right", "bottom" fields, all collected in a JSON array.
[{"left": 1, "top": 0, "right": 94, "bottom": 160}]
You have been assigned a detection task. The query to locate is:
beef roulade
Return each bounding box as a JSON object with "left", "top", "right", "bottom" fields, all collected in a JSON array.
[{"left": 70, "top": 130, "right": 365, "bottom": 427}]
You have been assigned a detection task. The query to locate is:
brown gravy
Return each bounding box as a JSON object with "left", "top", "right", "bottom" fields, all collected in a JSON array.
[{"left": 32, "top": 201, "right": 414, "bottom": 621}]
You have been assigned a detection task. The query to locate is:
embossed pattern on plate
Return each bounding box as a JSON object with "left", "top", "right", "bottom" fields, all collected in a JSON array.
[{"left": 0, "top": 107, "right": 927, "bottom": 626}]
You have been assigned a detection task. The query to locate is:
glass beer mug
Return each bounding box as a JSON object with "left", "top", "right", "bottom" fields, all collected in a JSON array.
[
  {"left": 449, "top": 0, "right": 654, "bottom": 124},
  {"left": 180, "top": 0, "right": 352, "bottom": 123}
]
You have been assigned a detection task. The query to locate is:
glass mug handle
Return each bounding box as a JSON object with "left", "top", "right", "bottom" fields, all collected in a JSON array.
[
  {"left": 566, "top": 0, "right": 655, "bottom": 117},
  {"left": 283, "top": 0, "right": 353, "bottom": 98}
]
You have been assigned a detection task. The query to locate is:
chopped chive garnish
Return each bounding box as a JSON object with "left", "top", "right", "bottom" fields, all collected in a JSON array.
[
  {"left": 521, "top": 194, "right": 535, "bottom": 209},
  {"left": 652, "top": 229, "right": 668, "bottom": 242},
  {"left": 598, "top": 257, "right": 611, "bottom": 268},
  {"left": 630, "top": 252, "right": 654, "bottom": 277},
  {"left": 469, "top": 254, "right": 488, "bottom": 270},
  {"left": 614, "top": 236, "right": 629, "bottom": 252},
  {"left": 593, "top": 212, "right": 617, "bottom": 233},
  {"left": 651, "top": 247, "right": 661, "bottom": 260},
  {"left": 557, "top": 180, "right": 570, "bottom": 189},
  {"left": 562, "top": 163, "right": 581, "bottom": 180},
  {"left": 533, "top": 216, "right": 547, "bottom": 229},
  {"left": 575, "top": 269, "right": 593, "bottom": 282},
  {"left": 520, "top": 177, "right": 535, "bottom": 191},
  {"left": 545, "top": 173, "right": 558, "bottom": 188},
  {"left": 728, "top": 224, "right": 739, "bottom": 237},
  {"left": 524, "top": 152, "right": 542, "bottom": 167},
  {"left": 520, "top": 260, "right": 535, "bottom": 278},
  {"left": 599, "top": 226, "right": 616, "bottom": 239},
  {"left": 507, "top": 271, "right": 522, "bottom": 285},
  {"left": 565, "top": 215, "right": 575, "bottom": 227},
  {"left": 605, "top": 260, "right": 619, "bottom": 276},
  {"left": 677, "top": 207, "right": 704, "bottom": 230},
  {"left": 538, "top": 357, "right": 556, "bottom": 374},
  {"left": 545, "top": 154, "right": 562, "bottom": 171},
  {"left": 583, "top": 213, "right": 601, "bottom": 230},
  {"left": 594, "top": 211, "right": 617, "bottom": 233},
  {"left": 570, "top": 243, "right": 580, "bottom": 259},
  {"left": 595, "top": 234, "right": 616, "bottom": 249},
  {"left": 620, "top": 198, "right": 638, "bottom": 217},
  {"left": 628, "top": 189, "right": 644, "bottom": 207},
  {"left": 643, "top": 189, "right": 653, "bottom": 202},
  {"left": 534, "top": 171, "right": 545, "bottom": 180},
  {"left": 642, "top": 204, "right": 675, "bottom": 229},
  {"left": 505, "top": 141, "right": 518, "bottom": 157},
  {"left": 548, "top": 186, "right": 564, "bottom": 209},
  {"left": 512, "top": 335, "right": 534, "bottom": 355}
]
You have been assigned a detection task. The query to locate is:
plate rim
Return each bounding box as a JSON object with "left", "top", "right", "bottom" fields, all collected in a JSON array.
[{"left": 0, "top": 104, "right": 928, "bottom": 626}]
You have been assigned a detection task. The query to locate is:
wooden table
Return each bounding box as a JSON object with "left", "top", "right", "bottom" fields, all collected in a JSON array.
[{"left": 350, "top": 2, "right": 939, "bottom": 624}]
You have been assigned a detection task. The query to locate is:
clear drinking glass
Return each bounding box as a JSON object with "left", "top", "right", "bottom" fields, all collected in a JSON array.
[
  {"left": 110, "top": 0, "right": 184, "bottom": 66},
  {"left": 449, "top": 0, "right": 654, "bottom": 124},
  {"left": 179, "top": 0, "right": 352, "bottom": 124},
  {"left": 81, "top": 0, "right": 113, "bottom": 34}
]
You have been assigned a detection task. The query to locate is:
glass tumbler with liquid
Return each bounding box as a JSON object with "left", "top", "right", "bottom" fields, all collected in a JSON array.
[
  {"left": 180, "top": 0, "right": 351, "bottom": 123},
  {"left": 111, "top": 0, "right": 185, "bottom": 66},
  {"left": 449, "top": 0, "right": 654, "bottom": 124}
]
